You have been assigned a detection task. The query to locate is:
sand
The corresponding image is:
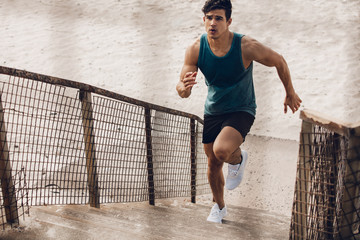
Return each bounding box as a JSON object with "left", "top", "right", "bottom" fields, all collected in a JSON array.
[
  {"left": 1, "top": 0, "right": 359, "bottom": 140},
  {"left": 1, "top": 0, "right": 359, "bottom": 217}
]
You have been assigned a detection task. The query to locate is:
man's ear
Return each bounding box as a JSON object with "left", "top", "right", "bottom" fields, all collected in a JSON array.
[
  {"left": 227, "top": 18, "right": 232, "bottom": 27},
  {"left": 203, "top": 16, "right": 206, "bottom": 23}
]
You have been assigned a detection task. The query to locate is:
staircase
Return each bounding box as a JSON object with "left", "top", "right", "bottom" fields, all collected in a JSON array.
[{"left": 0, "top": 198, "right": 290, "bottom": 240}]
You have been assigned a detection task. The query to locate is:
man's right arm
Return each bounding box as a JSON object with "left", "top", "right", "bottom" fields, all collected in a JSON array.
[
  {"left": 176, "top": 39, "right": 200, "bottom": 98},
  {"left": 242, "top": 36, "right": 302, "bottom": 113}
]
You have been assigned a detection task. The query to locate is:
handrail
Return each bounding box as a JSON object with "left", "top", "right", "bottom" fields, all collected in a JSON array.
[
  {"left": 0, "top": 66, "right": 209, "bottom": 228},
  {"left": 291, "top": 109, "right": 360, "bottom": 239},
  {"left": 300, "top": 108, "right": 360, "bottom": 137},
  {"left": 0, "top": 66, "right": 204, "bottom": 124}
]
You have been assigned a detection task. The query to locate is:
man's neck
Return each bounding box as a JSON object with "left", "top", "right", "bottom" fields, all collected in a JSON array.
[{"left": 207, "top": 31, "right": 233, "bottom": 57}]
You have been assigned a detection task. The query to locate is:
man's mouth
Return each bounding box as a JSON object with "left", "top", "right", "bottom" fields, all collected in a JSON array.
[{"left": 209, "top": 29, "right": 216, "bottom": 34}]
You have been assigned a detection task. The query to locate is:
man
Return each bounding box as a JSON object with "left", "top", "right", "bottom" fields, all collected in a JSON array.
[{"left": 176, "top": 0, "right": 302, "bottom": 223}]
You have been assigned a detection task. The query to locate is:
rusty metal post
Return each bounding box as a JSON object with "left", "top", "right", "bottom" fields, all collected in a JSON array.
[
  {"left": 190, "top": 119, "right": 197, "bottom": 204},
  {"left": 79, "top": 90, "right": 100, "bottom": 208},
  {"left": 0, "top": 94, "right": 19, "bottom": 224},
  {"left": 339, "top": 132, "right": 360, "bottom": 238},
  {"left": 293, "top": 120, "right": 312, "bottom": 239},
  {"left": 144, "top": 107, "right": 155, "bottom": 205}
]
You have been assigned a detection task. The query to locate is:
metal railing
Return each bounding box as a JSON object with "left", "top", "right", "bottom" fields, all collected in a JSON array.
[
  {"left": 0, "top": 66, "right": 210, "bottom": 228},
  {"left": 290, "top": 109, "right": 360, "bottom": 239}
]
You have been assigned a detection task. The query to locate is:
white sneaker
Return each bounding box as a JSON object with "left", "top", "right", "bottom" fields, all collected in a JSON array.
[
  {"left": 207, "top": 203, "right": 227, "bottom": 223},
  {"left": 225, "top": 150, "right": 248, "bottom": 190}
]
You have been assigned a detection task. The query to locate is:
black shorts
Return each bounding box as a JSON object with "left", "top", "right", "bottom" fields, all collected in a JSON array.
[{"left": 202, "top": 111, "right": 255, "bottom": 144}]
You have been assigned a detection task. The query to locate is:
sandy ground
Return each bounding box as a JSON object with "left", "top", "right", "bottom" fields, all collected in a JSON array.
[
  {"left": 0, "top": 0, "right": 359, "bottom": 222},
  {"left": 1, "top": 0, "right": 359, "bottom": 140}
]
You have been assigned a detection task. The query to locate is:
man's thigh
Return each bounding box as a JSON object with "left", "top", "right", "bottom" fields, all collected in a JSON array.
[
  {"left": 213, "top": 126, "right": 244, "bottom": 155},
  {"left": 204, "top": 142, "right": 215, "bottom": 158},
  {"left": 204, "top": 142, "right": 224, "bottom": 168}
]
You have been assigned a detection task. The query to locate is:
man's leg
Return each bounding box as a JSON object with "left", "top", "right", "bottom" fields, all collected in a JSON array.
[
  {"left": 213, "top": 126, "right": 249, "bottom": 190},
  {"left": 204, "top": 143, "right": 225, "bottom": 209},
  {"left": 204, "top": 127, "right": 243, "bottom": 208},
  {"left": 204, "top": 113, "right": 254, "bottom": 222},
  {"left": 213, "top": 126, "right": 244, "bottom": 164}
]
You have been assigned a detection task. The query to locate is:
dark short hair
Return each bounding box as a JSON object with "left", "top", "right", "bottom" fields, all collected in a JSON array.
[{"left": 202, "top": 0, "right": 232, "bottom": 21}]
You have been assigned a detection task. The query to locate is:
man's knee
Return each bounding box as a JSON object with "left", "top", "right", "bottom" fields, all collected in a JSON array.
[{"left": 213, "top": 147, "right": 231, "bottom": 163}]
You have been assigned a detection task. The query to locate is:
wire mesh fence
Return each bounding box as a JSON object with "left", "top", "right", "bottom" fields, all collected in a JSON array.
[
  {"left": 290, "top": 110, "right": 360, "bottom": 240},
  {"left": 0, "top": 66, "right": 210, "bottom": 228},
  {"left": 0, "top": 168, "right": 29, "bottom": 230}
]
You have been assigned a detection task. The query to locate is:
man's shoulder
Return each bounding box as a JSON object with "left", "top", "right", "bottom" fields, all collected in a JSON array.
[
  {"left": 188, "top": 36, "right": 202, "bottom": 52},
  {"left": 185, "top": 36, "right": 201, "bottom": 58},
  {"left": 240, "top": 35, "right": 259, "bottom": 55},
  {"left": 184, "top": 36, "right": 202, "bottom": 65},
  {"left": 240, "top": 35, "right": 257, "bottom": 47}
]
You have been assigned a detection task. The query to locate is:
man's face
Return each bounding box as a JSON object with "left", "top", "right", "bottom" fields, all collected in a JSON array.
[{"left": 203, "top": 9, "right": 232, "bottom": 39}]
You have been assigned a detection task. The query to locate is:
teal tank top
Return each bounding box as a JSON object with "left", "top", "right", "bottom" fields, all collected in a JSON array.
[{"left": 197, "top": 33, "right": 257, "bottom": 116}]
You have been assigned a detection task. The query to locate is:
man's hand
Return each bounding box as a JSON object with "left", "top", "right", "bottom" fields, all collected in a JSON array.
[
  {"left": 177, "top": 71, "right": 197, "bottom": 98},
  {"left": 284, "top": 92, "right": 302, "bottom": 114},
  {"left": 182, "top": 71, "right": 197, "bottom": 89}
]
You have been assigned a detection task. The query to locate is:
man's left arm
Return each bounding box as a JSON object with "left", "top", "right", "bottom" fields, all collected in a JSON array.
[{"left": 242, "top": 36, "right": 302, "bottom": 113}]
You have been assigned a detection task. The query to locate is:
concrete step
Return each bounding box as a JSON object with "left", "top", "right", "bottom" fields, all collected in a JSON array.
[{"left": 0, "top": 198, "right": 290, "bottom": 240}]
